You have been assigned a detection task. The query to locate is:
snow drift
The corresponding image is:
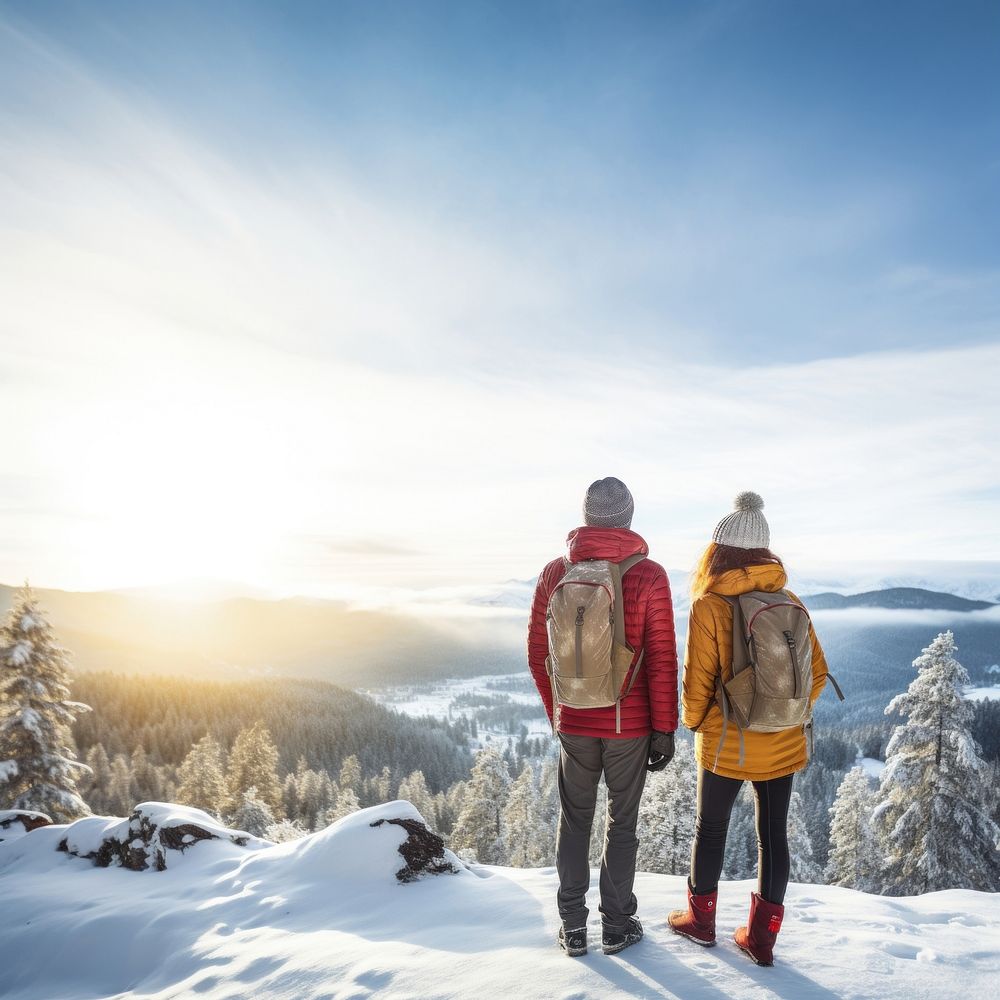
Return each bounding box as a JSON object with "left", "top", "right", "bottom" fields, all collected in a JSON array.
[{"left": 1, "top": 800, "right": 998, "bottom": 1000}]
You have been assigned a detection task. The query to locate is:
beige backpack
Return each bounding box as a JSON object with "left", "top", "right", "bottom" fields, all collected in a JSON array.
[
  {"left": 712, "top": 590, "right": 844, "bottom": 767},
  {"left": 544, "top": 553, "right": 646, "bottom": 733}
]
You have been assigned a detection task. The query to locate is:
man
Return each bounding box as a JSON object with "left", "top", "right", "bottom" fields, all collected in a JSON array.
[{"left": 528, "top": 477, "right": 678, "bottom": 957}]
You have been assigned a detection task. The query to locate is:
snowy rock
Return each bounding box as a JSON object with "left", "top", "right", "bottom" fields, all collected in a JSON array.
[
  {"left": 56, "top": 802, "right": 266, "bottom": 872},
  {"left": 370, "top": 815, "right": 461, "bottom": 883},
  {"left": 0, "top": 809, "right": 52, "bottom": 842}
]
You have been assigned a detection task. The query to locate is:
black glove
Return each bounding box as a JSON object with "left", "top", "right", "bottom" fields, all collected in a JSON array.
[{"left": 646, "top": 731, "right": 675, "bottom": 772}]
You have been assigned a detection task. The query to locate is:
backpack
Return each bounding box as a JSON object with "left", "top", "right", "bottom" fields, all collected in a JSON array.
[
  {"left": 711, "top": 590, "right": 844, "bottom": 768},
  {"left": 544, "top": 553, "right": 646, "bottom": 734}
]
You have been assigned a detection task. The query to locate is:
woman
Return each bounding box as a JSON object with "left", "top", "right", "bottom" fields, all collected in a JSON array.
[{"left": 667, "top": 491, "right": 830, "bottom": 967}]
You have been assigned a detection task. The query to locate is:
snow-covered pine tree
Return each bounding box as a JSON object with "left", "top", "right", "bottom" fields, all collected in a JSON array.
[
  {"left": 323, "top": 786, "right": 361, "bottom": 825},
  {"left": 338, "top": 754, "right": 362, "bottom": 798},
  {"left": 449, "top": 746, "right": 511, "bottom": 864},
  {"left": 130, "top": 745, "right": 162, "bottom": 803},
  {"left": 502, "top": 762, "right": 549, "bottom": 867},
  {"left": 106, "top": 754, "right": 134, "bottom": 816},
  {"left": 398, "top": 769, "right": 436, "bottom": 826},
  {"left": 637, "top": 737, "right": 697, "bottom": 875},
  {"left": 176, "top": 734, "right": 227, "bottom": 818},
  {"left": 82, "top": 743, "right": 111, "bottom": 812},
  {"left": 873, "top": 630, "right": 1000, "bottom": 894},
  {"left": 225, "top": 722, "right": 283, "bottom": 819},
  {"left": 231, "top": 786, "right": 274, "bottom": 837},
  {"left": 265, "top": 817, "right": 306, "bottom": 843},
  {"left": 534, "top": 752, "right": 560, "bottom": 862},
  {"left": 589, "top": 780, "right": 610, "bottom": 867},
  {"left": 826, "top": 766, "right": 880, "bottom": 891},
  {"left": 0, "top": 585, "right": 91, "bottom": 820},
  {"left": 788, "top": 789, "right": 822, "bottom": 884},
  {"left": 722, "top": 785, "right": 757, "bottom": 880},
  {"left": 297, "top": 767, "right": 336, "bottom": 830}
]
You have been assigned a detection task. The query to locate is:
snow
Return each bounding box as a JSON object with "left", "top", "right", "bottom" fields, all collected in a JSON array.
[
  {"left": 369, "top": 673, "right": 552, "bottom": 751},
  {"left": 1, "top": 800, "right": 998, "bottom": 1000},
  {"left": 859, "top": 757, "right": 886, "bottom": 779},
  {"left": 7, "top": 640, "right": 33, "bottom": 666},
  {"left": 16, "top": 706, "right": 41, "bottom": 736},
  {"left": 0, "top": 759, "right": 18, "bottom": 781}
]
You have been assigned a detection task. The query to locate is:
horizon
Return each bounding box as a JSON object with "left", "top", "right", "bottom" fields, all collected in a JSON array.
[
  {"left": 2, "top": 1, "right": 998, "bottom": 598},
  {"left": 3, "top": 555, "right": 1000, "bottom": 608}
]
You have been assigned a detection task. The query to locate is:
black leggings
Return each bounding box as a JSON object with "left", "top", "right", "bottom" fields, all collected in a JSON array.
[{"left": 690, "top": 767, "right": 794, "bottom": 904}]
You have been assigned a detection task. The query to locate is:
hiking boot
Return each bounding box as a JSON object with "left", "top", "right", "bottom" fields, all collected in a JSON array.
[
  {"left": 558, "top": 925, "right": 587, "bottom": 957},
  {"left": 734, "top": 892, "right": 784, "bottom": 967},
  {"left": 668, "top": 884, "right": 717, "bottom": 946},
  {"left": 602, "top": 916, "right": 643, "bottom": 955}
]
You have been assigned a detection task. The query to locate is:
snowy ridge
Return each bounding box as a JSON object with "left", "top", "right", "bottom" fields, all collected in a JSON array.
[{"left": 2, "top": 801, "right": 998, "bottom": 1000}]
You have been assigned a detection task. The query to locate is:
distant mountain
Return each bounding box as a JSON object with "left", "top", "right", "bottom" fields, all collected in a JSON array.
[
  {"left": 802, "top": 587, "right": 996, "bottom": 612},
  {"left": 0, "top": 583, "right": 523, "bottom": 686}
]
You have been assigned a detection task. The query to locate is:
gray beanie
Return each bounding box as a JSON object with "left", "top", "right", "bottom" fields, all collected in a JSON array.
[
  {"left": 583, "top": 477, "right": 634, "bottom": 529},
  {"left": 712, "top": 491, "right": 770, "bottom": 549}
]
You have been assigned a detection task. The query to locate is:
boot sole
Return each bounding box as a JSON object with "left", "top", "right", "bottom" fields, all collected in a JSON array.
[
  {"left": 669, "top": 925, "right": 716, "bottom": 947},
  {"left": 603, "top": 936, "right": 642, "bottom": 956},
  {"left": 735, "top": 941, "right": 773, "bottom": 967},
  {"left": 560, "top": 945, "right": 588, "bottom": 957}
]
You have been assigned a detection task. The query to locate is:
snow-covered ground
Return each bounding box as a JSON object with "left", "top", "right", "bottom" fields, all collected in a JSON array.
[
  {"left": 369, "top": 673, "right": 552, "bottom": 750},
  {"left": 2, "top": 801, "right": 997, "bottom": 1000}
]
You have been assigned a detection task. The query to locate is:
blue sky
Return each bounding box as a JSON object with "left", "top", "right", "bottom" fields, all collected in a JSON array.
[{"left": 1, "top": 1, "right": 998, "bottom": 594}]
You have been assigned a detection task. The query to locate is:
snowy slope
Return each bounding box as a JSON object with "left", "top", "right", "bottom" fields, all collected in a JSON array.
[{"left": 1, "top": 802, "right": 997, "bottom": 1000}]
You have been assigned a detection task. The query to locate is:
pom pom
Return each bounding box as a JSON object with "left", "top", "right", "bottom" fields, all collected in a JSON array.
[{"left": 733, "top": 490, "right": 764, "bottom": 512}]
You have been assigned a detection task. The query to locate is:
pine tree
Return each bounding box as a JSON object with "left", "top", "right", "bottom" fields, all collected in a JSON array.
[
  {"left": 589, "top": 780, "right": 609, "bottom": 867},
  {"left": 637, "top": 738, "right": 697, "bottom": 875},
  {"left": 449, "top": 746, "right": 511, "bottom": 864},
  {"left": 106, "top": 754, "right": 134, "bottom": 816},
  {"left": 131, "top": 745, "right": 162, "bottom": 802},
  {"left": 176, "top": 735, "right": 227, "bottom": 818},
  {"left": 323, "top": 787, "right": 361, "bottom": 825},
  {"left": 265, "top": 817, "right": 306, "bottom": 843},
  {"left": 502, "top": 763, "right": 549, "bottom": 867},
  {"left": 338, "top": 754, "right": 362, "bottom": 797},
  {"left": 0, "top": 586, "right": 91, "bottom": 820},
  {"left": 225, "top": 722, "right": 283, "bottom": 819},
  {"left": 82, "top": 743, "right": 111, "bottom": 813},
  {"left": 873, "top": 631, "right": 1000, "bottom": 893},
  {"left": 826, "top": 766, "right": 880, "bottom": 891},
  {"left": 232, "top": 786, "right": 274, "bottom": 837},
  {"left": 788, "top": 789, "right": 822, "bottom": 884},
  {"left": 398, "top": 769, "right": 435, "bottom": 825},
  {"left": 722, "top": 786, "right": 757, "bottom": 880}
]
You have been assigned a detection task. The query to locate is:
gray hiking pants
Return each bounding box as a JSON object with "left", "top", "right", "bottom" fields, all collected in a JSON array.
[{"left": 556, "top": 733, "right": 650, "bottom": 933}]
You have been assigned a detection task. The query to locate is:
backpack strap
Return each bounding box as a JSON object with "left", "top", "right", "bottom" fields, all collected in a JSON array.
[
  {"left": 709, "top": 594, "right": 749, "bottom": 769},
  {"left": 824, "top": 670, "right": 846, "bottom": 701},
  {"left": 609, "top": 553, "right": 646, "bottom": 648},
  {"left": 610, "top": 553, "right": 646, "bottom": 734}
]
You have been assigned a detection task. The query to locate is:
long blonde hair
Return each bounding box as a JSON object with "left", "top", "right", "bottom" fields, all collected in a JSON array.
[{"left": 689, "top": 542, "right": 783, "bottom": 601}]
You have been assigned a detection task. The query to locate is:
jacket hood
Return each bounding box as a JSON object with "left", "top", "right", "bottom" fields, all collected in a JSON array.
[
  {"left": 709, "top": 562, "right": 787, "bottom": 596},
  {"left": 566, "top": 526, "right": 649, "bottom": 564}
]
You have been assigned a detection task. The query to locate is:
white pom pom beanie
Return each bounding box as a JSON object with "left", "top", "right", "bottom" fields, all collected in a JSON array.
[{"left": 712, "top": 491, "right": 770, "bottom": 550}]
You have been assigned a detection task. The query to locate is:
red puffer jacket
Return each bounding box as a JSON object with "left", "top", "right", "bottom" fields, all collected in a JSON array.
[{"left": 527, "top": 526, "right": 678, "bottom": 738}]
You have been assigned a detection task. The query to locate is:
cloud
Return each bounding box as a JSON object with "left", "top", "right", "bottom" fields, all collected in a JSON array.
[
  {"left": 1, "top": 13, "right": 998, "bottom": 595},
  {"left": 809, "top": 606, "right": 1000, "bottom": 628}
]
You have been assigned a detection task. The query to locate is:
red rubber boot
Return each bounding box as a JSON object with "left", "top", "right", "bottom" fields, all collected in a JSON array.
[
  {"left": 667, "top": 884, "right": 717, "bottom": 946},
  {"left": 734, "top": 892, "right": 784, "bottom": 966}
]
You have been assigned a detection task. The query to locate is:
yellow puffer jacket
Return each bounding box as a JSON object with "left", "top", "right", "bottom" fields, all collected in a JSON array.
[{"left": 682, "top": 563, "right": 829, "bottom": 781}]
